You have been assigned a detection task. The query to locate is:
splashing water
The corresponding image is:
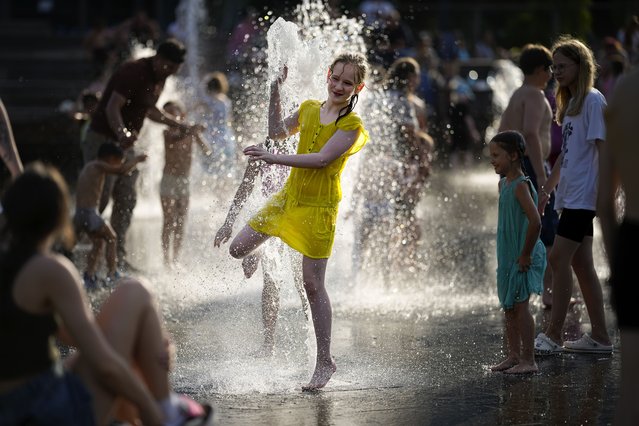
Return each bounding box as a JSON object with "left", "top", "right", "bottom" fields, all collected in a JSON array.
[{"left": 111, "top": 0, "right": 529, "bottom": 395}]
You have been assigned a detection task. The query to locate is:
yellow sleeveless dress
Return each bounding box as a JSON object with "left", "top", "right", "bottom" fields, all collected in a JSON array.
[{"left": 248, "top": 99, "right": 369, "bottom": 258}]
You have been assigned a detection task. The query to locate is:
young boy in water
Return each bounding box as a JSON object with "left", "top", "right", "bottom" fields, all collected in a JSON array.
[
  {"left": 74, "top": 142, "right": 147, "bottom": 289},
  {"left": 160, "top": 101, "right": 211, "bottom": 267}
]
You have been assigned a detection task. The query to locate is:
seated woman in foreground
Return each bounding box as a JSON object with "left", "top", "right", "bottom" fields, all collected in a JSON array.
[{"left": 0, "top": 163, "right": 213, "bottom": 425}]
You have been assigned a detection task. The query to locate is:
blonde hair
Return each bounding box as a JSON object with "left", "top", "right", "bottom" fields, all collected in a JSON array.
[
  {"left": 328, "top": 52, "right": 369, "bottom": 124},
  {"left": 552, "top": 36, "right": 597, "bottom": 125}
]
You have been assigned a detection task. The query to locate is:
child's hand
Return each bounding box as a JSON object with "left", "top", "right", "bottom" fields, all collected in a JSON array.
[
  {"left": 136, "top": 153, "right": 148, "bottom": 163},
  {"left": 517, "top": 255, "right": 532, "bottom": 272},
  {"left": 214, "top": 223, "right": 232, "bottom": 247},
  {"left": 244, "top": 145, "right": 275, "bottom": 164}
]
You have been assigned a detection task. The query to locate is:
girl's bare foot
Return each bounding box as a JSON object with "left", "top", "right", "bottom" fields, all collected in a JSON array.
[
  {"left": 490, "top": 357, "right": 519, "bottom": 372},
  {"left": 302, "top": 358, "right": 337, "bottom": 392},
  {"left": 504, "top": 362, "right": 538, "bottom": 375}
]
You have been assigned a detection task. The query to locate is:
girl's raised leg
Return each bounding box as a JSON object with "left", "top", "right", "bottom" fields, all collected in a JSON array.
[{"left": 229, "top": 225, "right": 271, "bottom": 259}]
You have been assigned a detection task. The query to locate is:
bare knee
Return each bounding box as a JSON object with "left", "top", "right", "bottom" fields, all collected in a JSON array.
[
  {"left": 113, "top": 277, "right": 153, "bottom": 305},
  {"left": 303, "top": 278, "right": 323, "bottom": 299},
  {"left": 229, "top": 240, "right": 245, "bottom": 259}
]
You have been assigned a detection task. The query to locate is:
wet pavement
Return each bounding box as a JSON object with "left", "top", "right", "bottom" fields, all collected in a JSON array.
[{"left": 87, "top": 164, "right": 621, "bottom": 425}]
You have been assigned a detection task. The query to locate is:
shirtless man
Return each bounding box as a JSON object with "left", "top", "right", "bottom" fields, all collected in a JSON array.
[
  {"left": 499, "top": 44, "right": 558, "bottom": 306},
  {"left": 160, "top": 101, "right": 211, "bottom": 267},
  {"left": 74, "top": 142, "right": 147, "bottom": 288},
  {"left": 599, "top": 68, "right": 639, "bottom": 425}
]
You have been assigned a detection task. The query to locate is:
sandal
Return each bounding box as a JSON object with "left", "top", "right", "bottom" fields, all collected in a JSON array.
[
  {"left": 534, "top": 333, "right": 563, "bottom": 355},
  {"left": 563, "top": 333, "right": 613, "bottom": 354},
  {"left": 177, "top": 395, "right": 215, "bottom": 426}
]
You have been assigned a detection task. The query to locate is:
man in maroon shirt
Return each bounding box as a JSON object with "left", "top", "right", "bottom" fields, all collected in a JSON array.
[{"left": 84, "top": 38, "right": 196, "bottom": 271}]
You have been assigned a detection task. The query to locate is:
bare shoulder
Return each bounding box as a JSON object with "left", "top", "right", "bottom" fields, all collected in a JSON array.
[
  {"left": 28, "top": 253, "right": 79, "bottom": 281},
  {"left": 521, "top": 86, "right": 545, "bottom": 103}
]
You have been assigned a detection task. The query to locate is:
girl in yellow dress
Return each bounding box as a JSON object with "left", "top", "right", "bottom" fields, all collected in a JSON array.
[{"left": 229, "top": 52, "right": 369, "bottom": 391}]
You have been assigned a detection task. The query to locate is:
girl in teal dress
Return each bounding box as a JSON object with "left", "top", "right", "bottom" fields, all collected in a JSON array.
[{"left": 489, "top": 131, "right": 546, "bottom": 374}]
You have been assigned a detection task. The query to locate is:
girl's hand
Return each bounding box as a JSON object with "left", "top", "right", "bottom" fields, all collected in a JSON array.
[
  {"left": 214, "top": 223, "right": 232, "bottom": 247},
  {"left": 517, "top": 255, "right": 532, "bottom": 272},
  {"left": 275, "top": 65, "right": 288, "bottom": 86},
  {"left": 244, "top": 145, "right": 276, "bottom": 164}
]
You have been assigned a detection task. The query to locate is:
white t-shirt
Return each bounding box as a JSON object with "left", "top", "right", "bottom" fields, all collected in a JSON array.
[{"left": 555, "top": 88, "right": 606, "bottom": 211}]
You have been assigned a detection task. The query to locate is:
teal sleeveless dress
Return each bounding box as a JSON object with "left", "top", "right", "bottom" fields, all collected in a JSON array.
[{"left": 496, "top": 176, "right": 546, "bottom": 309}]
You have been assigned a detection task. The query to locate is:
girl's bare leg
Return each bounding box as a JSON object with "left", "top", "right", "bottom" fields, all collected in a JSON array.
[
  {"left": 229, "top": 225, "right": 270, "bottom": 259},
  {"left": 571, "top": 237, "right": 611, "bottom": 345},
  {"left": 545, "top": 235, "right": 580, "bottom": 344},
  {"left": 505, "top": 299, "right": 538, "bottom": 374},
  {"left": 491, "top": 309, "right": 519, "bottom": 371},
  {"left": 71, "top": 278, "right": 171, "bottom": 424},
  {"left": 301, "top": 256, "right": 336, "bottom": 391}
]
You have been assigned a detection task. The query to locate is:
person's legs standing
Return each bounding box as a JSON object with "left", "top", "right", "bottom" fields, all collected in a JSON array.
[
  {"left": 544, "top": 234, "right": 580, "bottom": 344},
  {"left": 301, "top": 255, "right": 336, "bottom": 390},
  {"left": 570, "top": 236, "right": 611, "bottom": 345},
  {"left": 111, "top": 167, "right": 139, "bottom": 267}
]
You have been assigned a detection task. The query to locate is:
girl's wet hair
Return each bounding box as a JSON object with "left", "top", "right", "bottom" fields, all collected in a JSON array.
[
  {"left": 1, "top": 162, "right": 74, "bottom": 250},
  {"left": 552, "top": 36, "right": 596, "bottom": 124},
  {"left": 491, "top": 130, "right": 527, "bottom": 172},
  {"left": 329, "top": 52, "right": 368, "bottom": 125}
]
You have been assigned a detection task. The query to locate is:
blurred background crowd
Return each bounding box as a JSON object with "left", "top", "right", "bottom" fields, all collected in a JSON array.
[{"left": 0, "top": 0, "right": 637, "bottom": 187}]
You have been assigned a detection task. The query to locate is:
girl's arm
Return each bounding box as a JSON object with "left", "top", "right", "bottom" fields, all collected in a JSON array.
[
  {"left": 268, "top": 70, "right": 301, "bottom": 140},
  {"left": 515, "top": 181, "right": 542, "bottom": 271},
  {"left": 48, "top": 256, "right": 163, "bottom": 426},
  {"left": 244, "top": 128, "right": 360, "bottom": 169},
  {"left": 538, "top": 151, "right": 563, "bottom": 214},
  {"left": 214, "top": 160, "right": 260, "bottom": 247}
]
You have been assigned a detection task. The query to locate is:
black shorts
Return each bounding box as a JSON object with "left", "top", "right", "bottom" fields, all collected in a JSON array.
[
  {"left": 523, "top": 157, "right": 559, "bottom": 246},
  {"left": 556, "top": 208, "right": 595, "bottom": 243},
  {"left": 610, "top": 220, "right": 639, "bottom": 329}
]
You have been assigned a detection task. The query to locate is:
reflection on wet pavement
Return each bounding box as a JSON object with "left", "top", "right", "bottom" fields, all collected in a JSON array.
[{"left": 97, "top": 165, "right": 619, "bottom": 425}]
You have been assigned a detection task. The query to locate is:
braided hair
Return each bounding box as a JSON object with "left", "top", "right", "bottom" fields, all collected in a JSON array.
[
  {"left": 329, "top": 52, "right": 369, "bottom": 125},
  {"left": 490, "top": 130, "right": 527, "bottom": 175}
]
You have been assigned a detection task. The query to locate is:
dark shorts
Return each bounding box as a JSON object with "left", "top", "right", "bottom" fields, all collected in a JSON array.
[
  {"left": 0, "top": 364, "right": 94, "bottom": 425},
  {"left": 556, "top": 208, "right": 595, "bottom": 243},
  {"left": 523, "top": 156, "right": 558, "bottom": 246},
  {"left": 610, "top": 220, "right": 639, "bottom": 329},
  {"left": 73, "top": 208, "right": 105, "bottom": 234}
]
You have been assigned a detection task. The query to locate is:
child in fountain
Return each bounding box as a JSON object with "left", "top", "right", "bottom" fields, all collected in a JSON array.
[
  {"left": 227, "top": 52, "right": 369, "bottom": 390},
  {"left": 74, "top": 142, "right": 147, "bottom": 288},
  {"left": 214, "top": 137, "right": 308, "bottom": 356},
  {"left": 489, "top": 130, "right": 546, "bottom": 374},
  {"left": 160, "top": 101, "right": 211, "bottom": 267}
]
